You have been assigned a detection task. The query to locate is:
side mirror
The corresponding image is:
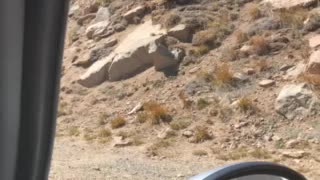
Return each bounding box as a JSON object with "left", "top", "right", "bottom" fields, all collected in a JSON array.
[{"left": 190, "top": 162, "right": 307, "bottom": 180}]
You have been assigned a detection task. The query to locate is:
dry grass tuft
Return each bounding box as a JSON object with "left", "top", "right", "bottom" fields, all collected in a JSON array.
[
  {"left": 163, "top": 13, "right": 181, "bottom": 29},
  {"left": 277, "top": 7, "right": 308, "bottom": 29},
  {"left": 193, "top": 126, "right": 212, "bottom": 143},
  {"left": 97, "top": 128, "right": 112, "bottom": 138},
  {"left": 136, "top": 112, "right": 149, "bottom": 124},
  {"left": 248, "top": 4, "right": 262, "bottom": 20},
  {"left": 250, "top": 35, "right": 269, "bottom": 55},
  {"left": 147, "top": 139, "right": 171, "bottom": 156},
  {"left": 238, "top": 97, "right": 255, "bottom": 113},
  {"left": 213, "top": 63, "right": 234, "bottom": 86},
  {"left": 192, "top": 45, "right": 210, "bottom": 56},
  {"left": 169, "top": 119, "right": 191, "bottom": 130},
  {"left": 216, "top": 147, "right": 271, "bottom": 160},
  {"left": 111, "top": 117, "right": 126, "bottom": 129},
  {"left": 143, "top": 101, "right": 172, "bottom": 124},
  {"left": 197, "top": 98, "right": 210, "bottom": 110},
  {"left": 235, "top": 30, "right": 249, "bottom": 44},
  {"left": 178, "top": 91, "right": 193, "bottom": 109},
  {"left": 253, "top": 59, "right": 269, "bottom": 72},
  {"left": 69, "top": 126, "right": 80, "bottom": 136},
  {"left": 192, "top": 150, "right": 208, "bottom": 156}
]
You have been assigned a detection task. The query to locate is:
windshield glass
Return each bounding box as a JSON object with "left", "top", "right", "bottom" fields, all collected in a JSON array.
[{"left": 50, "top": 0, "right": 320, "bottom": 179}]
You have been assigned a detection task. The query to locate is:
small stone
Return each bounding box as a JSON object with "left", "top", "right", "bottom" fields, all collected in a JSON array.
[
  {"left": 259, "top": 79, "right": 275, "bottom": 87},
  {"left": 158, "top": 128, "right": 175, "bottom": 139},
  {"left": 189, "top": 67, "right": 199, "bottom": 74},
  {"left": 128, "top": 102, "right": 143, "bottom": 115},
  {"left": 272, "top": 135, "right": 282, "bottom": 142},
  {"left": 281, "top": 150, "right": 309, "bottom": 159},
  {"left": 182, "top": 130, "right": 193, "bottom": 138},
  {"left": 244, "top": 68, "right": 255, "bottom": 75},
  {"left": 280, "top": 64, "right": 294, "bottom": 71},
  {"left": 286, "top": 139, "right": 302, "bottom": 149},
  {"left": 233, "top": 73, "right": 249, "bottom": 82},
  {"left": 113, "top": 136, "right": 132, "bottom": 147}
]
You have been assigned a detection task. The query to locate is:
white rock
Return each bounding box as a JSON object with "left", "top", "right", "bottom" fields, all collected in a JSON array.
[
  {"left": 128, "top": 102, "right": 143, "bottom": 115},
  {"left": 69, "top": 4, "right": 80, "bottom": 16},
  {"left": 233, "top": 73, "right": 249, "bottom": 82},
  {"left": 86, "top": 21, "right": 110, "bottom": 39},
  {"left": 123, "top": 6, "right": 145, "bottom": 22},
  {"left": 263, "top": 0, "right": 317, "bottom": 9},
  {"left": 309, "top": 35, "right": 320, "bottom": 49},
  {"left": 275, "top": 83, "right": 320, "bottom": 120},
  {"left": 281, "top": 150, "right": 309, "bottom": 159},
  {"left": 94, "top": 7, "right": 110, "bottom": 23},
  {"left": 113, "top": 136, "right": 132, "bottom": 147},
  {"left": 306, "top": 50, "right": 320, "bottom": 75},
  {"left": 182, "top": 130, "right": 194, "bottom": 138},
  {"left": 259, "top": 79, "right": 275, "bottom": 87},
  {"left": 168, "top": 24, "right": 191, "bottom": 42}
]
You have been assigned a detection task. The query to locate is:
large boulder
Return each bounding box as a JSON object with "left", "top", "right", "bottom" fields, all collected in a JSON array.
[
  {"left": 306, "top": 50, "right": 320, "bottom": 75},
  {"left": 263, "top": 0, "right": 317, "bottom": 9},
  {"left": 94, "top": 7, "right": 110, "bottom": 23},
  {"left": 79, "top": 20, "right": 176, "bottom": 85},
  {"left": 168, "top": 24, "right": 192, "bottom": 42},
  {"left": 275, "top": 83, "right": 320, "bottom": 120},
  {"left": 85, "top": 21, "right": 110, "bottom": 39},
  {"left": 108, "top": 20, "right": 173, "bottom": 81},
  {"left": 78, "top": 55, "right": 114, "bottom": 87}
]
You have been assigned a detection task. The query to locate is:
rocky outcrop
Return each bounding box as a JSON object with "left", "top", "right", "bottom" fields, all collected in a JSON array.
[
  {"left": 264, "top": 0, "right": 317, "bottom": 9},
  {"left": 86, "top": 21, "right": 110, "bottom": 39},
  {"left": 79, "top": 20, "right": 177, "bottom": 86},
  {"left": 122, "top": 6, "right": 145, "bottom": 23},
  {"left": 306, "top": 50, "right": 320, "bottom": 75},
  {"left": 168, "top": 24, "right": 192, "bottom": 42},
  {"left": 275, "top": 83, "right": 320, "bottom": 120}
]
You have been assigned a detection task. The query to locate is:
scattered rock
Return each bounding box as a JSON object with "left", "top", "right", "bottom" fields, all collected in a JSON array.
[
  {"left": 259, "top": 79, "right": 275, "bottom": 88},
  {"left": 168, "top": 24, "right": 192, "bottom": 42},
  {"left": 281, "top": 150, "right": 309, "bottom": 159},
  {"left": 123, "top": 6, "right": 146, "bottom": 23},
  {"left": 309, "top": 35, "right": 320, "bottom": 49},
  {"left": 280, "top": 64, "right": 294, "bottom": 71},
  {"left": 181, "top": 56, "right": 196, "bottom": 66},
  {"left": 78, "top": 56, "right": 113, "bottom": 87},
  {"left": 86, "top": 21, "right": 110, "bottom": 39},
  {"left": 306, "top": 50, "right": 320, "bottom": 75},
  {"left": 233, "top": 73, "right": 249, "bottom": 82},
  {"left": 77, "top": 13, "right": 96, "bottom": 25},
  {"left": 182, "top": 130, "right": 194, "bottom": 138},
  {"left": 284, "top": 63, "right": 305, "bottom": 80},
  {"left": 69, "top": 4, "right": 80, "bottom": 17},
  {"left": 128, "top": 102, "right": 143, "bottom": 115},
  {"left": 113, "top": 136, "right": 132, "bottom": 147},
  {"left": 94, "top": 7, "right": 110, "bottom": 23},
  {"left": 189, "top": 67, "right": 199, "bottom": 74},
  {"left": 243, "top": 68, "right": 255, "bottom": 75},
  {"left": 286, "top": 139, "right": 303, "bottom": 149},
  {"left": 104, "top": 38, "right": 118, "bottom": 48},
  {"left": 275, "top": 83, "right": 320, "bottom": 120},
  {"left": 158, "top": 128, "right": 175, "bottom": 139},
  {"left": 263, "top": 0, "right": 317, "bottom": 9}
]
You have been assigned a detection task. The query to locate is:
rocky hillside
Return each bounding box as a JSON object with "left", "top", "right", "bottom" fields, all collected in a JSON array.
[{"left": 54, "top": 0, "right": 320, "bottom": 179}]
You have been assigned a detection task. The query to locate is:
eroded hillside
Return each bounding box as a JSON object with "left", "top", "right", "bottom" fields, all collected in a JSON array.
[{"left": 51, "top": 0, "right": 320, "bottom": 179}]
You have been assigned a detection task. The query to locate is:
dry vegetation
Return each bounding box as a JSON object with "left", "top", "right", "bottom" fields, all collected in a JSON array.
[
  {"left": 143, "top": 101, "right": 172, "bottom": 124},
  {"left": 193, "top": 126, "right": 212, "bottom": 143},
  {"left": 277, "top": 7, "right": 308, "bottom": 29},
  {"left": 213, "top": 63, "right": 234, "bottom": 86},
  {"left": 248, "top": 4, "right": 262, "bottom": 20},
  {"left": 250, "top": 35, "right": 270, "bottom": 55},
  {"left": 111, "top": 117, "right": 126, "bottom": 129}
]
